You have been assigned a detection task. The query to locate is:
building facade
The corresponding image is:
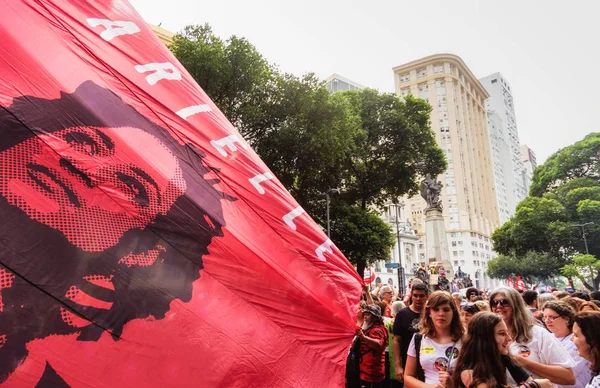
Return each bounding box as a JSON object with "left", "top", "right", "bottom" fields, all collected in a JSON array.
[
  {"left": 150, "top": 24, "right": 174, "bottom": 45},
  {"left": 372, "top": 200, "right": 420, "bottom": 293},
  {"left": 479, "top": 73, "right": 528, "bottom": 223},
  {"left": 521, "top": 144, "right": 537, "bottom": 194},
  {"left": 392, "top": 54, "right": 500, "bottom": 289},
  {"left": 324, "top": 73, "right": 365, "bottom": 93}
]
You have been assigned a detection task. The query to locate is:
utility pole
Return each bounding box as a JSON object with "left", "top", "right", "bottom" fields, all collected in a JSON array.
[
  {"left": 392, "top": 199, "right": 406, "bottom": 296},
  {"left": 322, "top": 188, "right": 340, "bottom": 237},
  {"left": 573, "top": 222, "right": 594, "bottom": 254}
]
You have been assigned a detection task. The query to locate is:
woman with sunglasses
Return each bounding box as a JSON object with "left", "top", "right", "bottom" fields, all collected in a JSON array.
[
  {"left": 404, "top": 292, "right": 464, "bottom": 388},
  {"left": 572, "top": 312, "right": 600, "bottom": 388},
  {"left": 489, "top": 287, "right": 575, "bottom": 386},
  {"left": 543, "top": 301, "right": 591, "bottom": 388},
  {"left": 452, "top": 312, "right": 551, "bottom": 388}
]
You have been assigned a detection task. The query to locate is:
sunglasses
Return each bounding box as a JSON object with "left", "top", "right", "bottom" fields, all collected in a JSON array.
[{"left": 490, "top": 299, "right": 510, "bottom": 307}]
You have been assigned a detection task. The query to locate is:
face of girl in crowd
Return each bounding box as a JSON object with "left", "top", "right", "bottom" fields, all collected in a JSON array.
[
  {"left": 430, "top": 302, "right": 454, "bottom": 331},
  {"left": 494, "top": 320, "right": 512, "bottom": 355},
  {"left": 571, "top": 323, "right": 591, "bottom": 361}
]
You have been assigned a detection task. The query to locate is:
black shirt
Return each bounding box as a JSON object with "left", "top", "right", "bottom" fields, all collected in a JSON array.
[{"left": 392, "top": 306, "right": 421, "bottom": 368}]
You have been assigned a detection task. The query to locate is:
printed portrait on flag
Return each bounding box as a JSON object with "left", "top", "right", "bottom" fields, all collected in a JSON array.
[{"left": 0, "top": 81, "right": 232, "bottom": 383}]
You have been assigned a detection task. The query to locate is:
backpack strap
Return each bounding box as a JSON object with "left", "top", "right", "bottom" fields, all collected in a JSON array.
[{"left": 414, "top": 333, "right": 425, "bottom": 382}]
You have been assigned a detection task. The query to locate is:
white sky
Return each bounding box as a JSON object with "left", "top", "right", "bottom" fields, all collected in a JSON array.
[{"left": 129, "top": 0, "right": 600, "bottom": 163}]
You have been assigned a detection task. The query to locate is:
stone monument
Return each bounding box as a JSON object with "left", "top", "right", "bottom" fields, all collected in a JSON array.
[{"left": 420, "top": 175, "right": 454, "bottom": 283}]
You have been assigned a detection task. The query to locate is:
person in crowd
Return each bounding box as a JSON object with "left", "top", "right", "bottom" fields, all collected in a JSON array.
[
  {"left": 466, "top": 288, "right": 479, "bottom": 303},
  {"left": 579, "top": 302, "right": 600, "bottom": 312},
  {"left": 572, "top": 312, "right": 600, "bottom": 388},
  {"left": 393, "top": 283, "right": 429, "bottom": 383},
  {"left": 380, "top": 285, "right": 394, "bottom": 318},
  {"left": 590, "top": 291, "right": 600, "bottom": 302},
  {"left": 404, "top": 291, "right": 464, "bottom": 388},
  {"left": 452, "top": 312, "right": 551, "bottom": 388},
  {"left": 452, "top": 292, "right": 464, "bottom": 310},
  {"left": 537, "top": 293, "right": 557, "bottom": 311},
  {"left": 386, "top": 301, "right": 406, "bottom": 388},
  {"left": 461, "top": 303, "right": 480, "bottom": 330},
  {"left": 490, "top": 287, "right": 576, "bottom": 386},
  {"left": 555, "top": 291, "right": 571, "bottom": 300},
  {"left": 358, "top": 305, "right": 389, "bottom": 388},
  {"left": 523, "top": 290, "right": 543, "bottom": 321},
  {"left": 564, "top": 297, "right": 586, "bottom": 313},
  {"left": 572, "top": 292, "right": 590, "bottom": 302},
  {"left": 474, "top": 300, "right": 490, "bottom": 312},
  {"left": 543, "top": 301, "right": 591, "bottom": 388},
  {"left": 479, "top": 290, "right": 488, "bottom": 300}
]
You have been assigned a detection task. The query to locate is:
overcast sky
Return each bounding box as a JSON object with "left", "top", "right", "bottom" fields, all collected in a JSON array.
[{"left": 129, "top": 0, "right": 599, "bottom": 163}]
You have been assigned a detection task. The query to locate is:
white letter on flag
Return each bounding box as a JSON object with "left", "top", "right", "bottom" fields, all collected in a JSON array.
[
  {"left": 86, "top": 18, "right": 140, "bottom": 41},
  {"left": 283, "top": 206, "right": 305, "bottom": 230},
  {"left": 315, "top": 239, "right": 334, "bottom": 262},
  {"left": 134, "top": 62, "right": 182, "bottom": 85},
  {"left": 249, "top": 172, "right": 274, "bottom": 194},
  {"left": 210, "top": 135, "right": 246, "bottom": 157}
]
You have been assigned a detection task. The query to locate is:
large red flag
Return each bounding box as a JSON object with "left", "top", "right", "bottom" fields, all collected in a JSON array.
[{"left": 0, "top": 1, "right": 361, "bottom": 386}]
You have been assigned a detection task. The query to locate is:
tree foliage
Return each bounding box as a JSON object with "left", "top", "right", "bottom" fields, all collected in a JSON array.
[
  {"left": 491, "top": 133, "right": 600, "bottom": 289},
  {"left": 487, "top": 252, "right": 563, "bottom": 284},
  {"left": 530, "top": 132, "right": 600, "bottom": 196},
  {"left": 561, "top": 254, "right": 600, "bottom": 291},
  {"left": 170, "top": 25, "right": 445, "bottom": 277}
]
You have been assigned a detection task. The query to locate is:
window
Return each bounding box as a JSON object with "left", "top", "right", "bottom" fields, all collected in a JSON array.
[
  {"left": 434, "top": 64, "right": 444, "bottom": 74},
  {"left": 399, "top": 73, "right": 410, "bottom": 84},
  {"left": 491, "top": 79, "right": 497, "bottom": 84},
  {"left": 417, "top": 68, "right": 427, "bottom": 79},
  {"left": 451, "top": 232, "right": 457, "bottom": 238},
  {"left": 459, "top": 250, "right": 464, "bottom": 257},
  {"left": 454, "top": 260, "right": 459, "bottom": 266},
  {"left": 460, "top": 260, "right": 465, "bottom": 265},
  {"left": 458, "top": 241, "right": 463, "bottom": 246},
  {"left": 452, "top": 241, "right": 457, "bottom": 247},
  {"left": 453, "top": 251, "right": 458, "bottom": 257},
  {"left": 479, "top": 243, "right": 484, "bottom": 248}
]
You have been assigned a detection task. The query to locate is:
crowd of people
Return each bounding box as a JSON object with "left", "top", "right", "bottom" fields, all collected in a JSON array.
[{"left": 347, "top": 281, "right": 600, "bottom": 388}]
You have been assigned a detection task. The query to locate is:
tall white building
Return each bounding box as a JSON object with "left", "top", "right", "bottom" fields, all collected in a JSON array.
[
  {"left": 393, "top": 54, "right": 501, "bottom": 290},
  {"left": 479, "top": 73, "right": 528, "bottom": 224},
  {"left": 521, "top": 144, "right": 537, "bottom": 194},
  {"left": 324, "top": 73, "right": 365, "bottom": 93}
]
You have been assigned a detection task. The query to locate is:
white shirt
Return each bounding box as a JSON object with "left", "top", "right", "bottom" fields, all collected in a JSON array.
[
  {"left": 407, "top": 335, "right": 462, "bottom": 384},
  {"left": 586, "top": 374, "right": 600, "bottom": 388},
  {"left": 557, "top": 334, "right": 592, "bottom": 388},
  {"left": 508, "top": 325, "right": 575, "bottom": 386}
]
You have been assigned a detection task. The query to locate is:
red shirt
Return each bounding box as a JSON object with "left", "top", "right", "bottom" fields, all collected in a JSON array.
[{"left": 359, "top": 321, "right": 388, "bottom": 382}]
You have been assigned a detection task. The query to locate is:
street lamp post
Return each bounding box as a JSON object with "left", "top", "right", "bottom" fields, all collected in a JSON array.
[
  {"left": 573, "top": 222, "right": 594, "bottom": 254},
  {"left": 323, "top": 188, "right": 340, "bottom": 237},
  {"left": 391, "top": 199, "right": 406, "bottom": 295}
]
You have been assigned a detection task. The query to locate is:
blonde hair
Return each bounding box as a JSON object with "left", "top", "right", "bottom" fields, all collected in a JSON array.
[
  {"left": 474, "top": 300, "right": 490, "bottom": 312},
  {"left": 490, "top": 287, "right": 534, "bottom": 343},
  {"left": 420, "top": 291, "right": 464, "bottom": 342}
]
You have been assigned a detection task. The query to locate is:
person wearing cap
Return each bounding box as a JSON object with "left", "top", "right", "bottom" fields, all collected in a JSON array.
[{"left": 357, "top": 304, "right": 389, "bottom": 388}]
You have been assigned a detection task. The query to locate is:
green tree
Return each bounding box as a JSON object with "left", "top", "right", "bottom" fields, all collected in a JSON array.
[
  {"left": 561, "top": 254, "right": 600, "bottom": 291},
  {"left": 529, "top": 132, "right": 600, "bottom": 196},
  {"left": 491, "top": 133, "right": 600, "bottom": 290},
  {"left": 170, "top": 25, "right": 446, "bottom": 278},
  {"left": 169, "top": 24, "right": 273, "bottom": 126},
  {"left": 329, "top": 205, "right": 396, "bottom": 271},
  {"left": 487, "top": 252, "right": 563, "bottom": 285}
]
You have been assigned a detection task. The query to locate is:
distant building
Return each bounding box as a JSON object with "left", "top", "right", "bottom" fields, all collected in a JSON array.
[
  {"left": 149, "top": 24, "right": 174, "bottom": 45},
  {"left": 480, "top": 73, "right": 528, "bottom": 223},
  {"left": 521, "top": 144, "right": 537, "bottom": 194},
  {"left": 393, "top": 54, "right": 500, "bottom": 289},
  {"left": 324, "top": 73, "right": 364, "bottom": 93}
]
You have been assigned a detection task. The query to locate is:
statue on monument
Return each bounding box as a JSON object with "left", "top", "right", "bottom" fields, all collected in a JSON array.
[{"left": 420, "top": 175, "right": 443, "bottom": 211}]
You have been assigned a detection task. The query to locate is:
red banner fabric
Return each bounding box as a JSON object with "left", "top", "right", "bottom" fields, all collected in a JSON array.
[{"left": 0, "top": 1, "right": 362, "bottom": 386}]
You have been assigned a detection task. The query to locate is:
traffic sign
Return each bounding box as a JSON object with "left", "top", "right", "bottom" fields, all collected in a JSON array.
[{"left": 385, "top": 263, "right": 400, "bottom": 268}]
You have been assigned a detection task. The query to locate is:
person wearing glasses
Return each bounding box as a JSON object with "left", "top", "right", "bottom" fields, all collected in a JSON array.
[
  {"left": 489, "top": 287, "right": 576, "bottom": 386},
  {"left": 543, "top": 301, "right": 591, "bottom": 388}
]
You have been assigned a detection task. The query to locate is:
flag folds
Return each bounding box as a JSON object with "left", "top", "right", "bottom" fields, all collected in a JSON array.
[{"left": 0, "top": 1, "right": 361, "bottom": 386}]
